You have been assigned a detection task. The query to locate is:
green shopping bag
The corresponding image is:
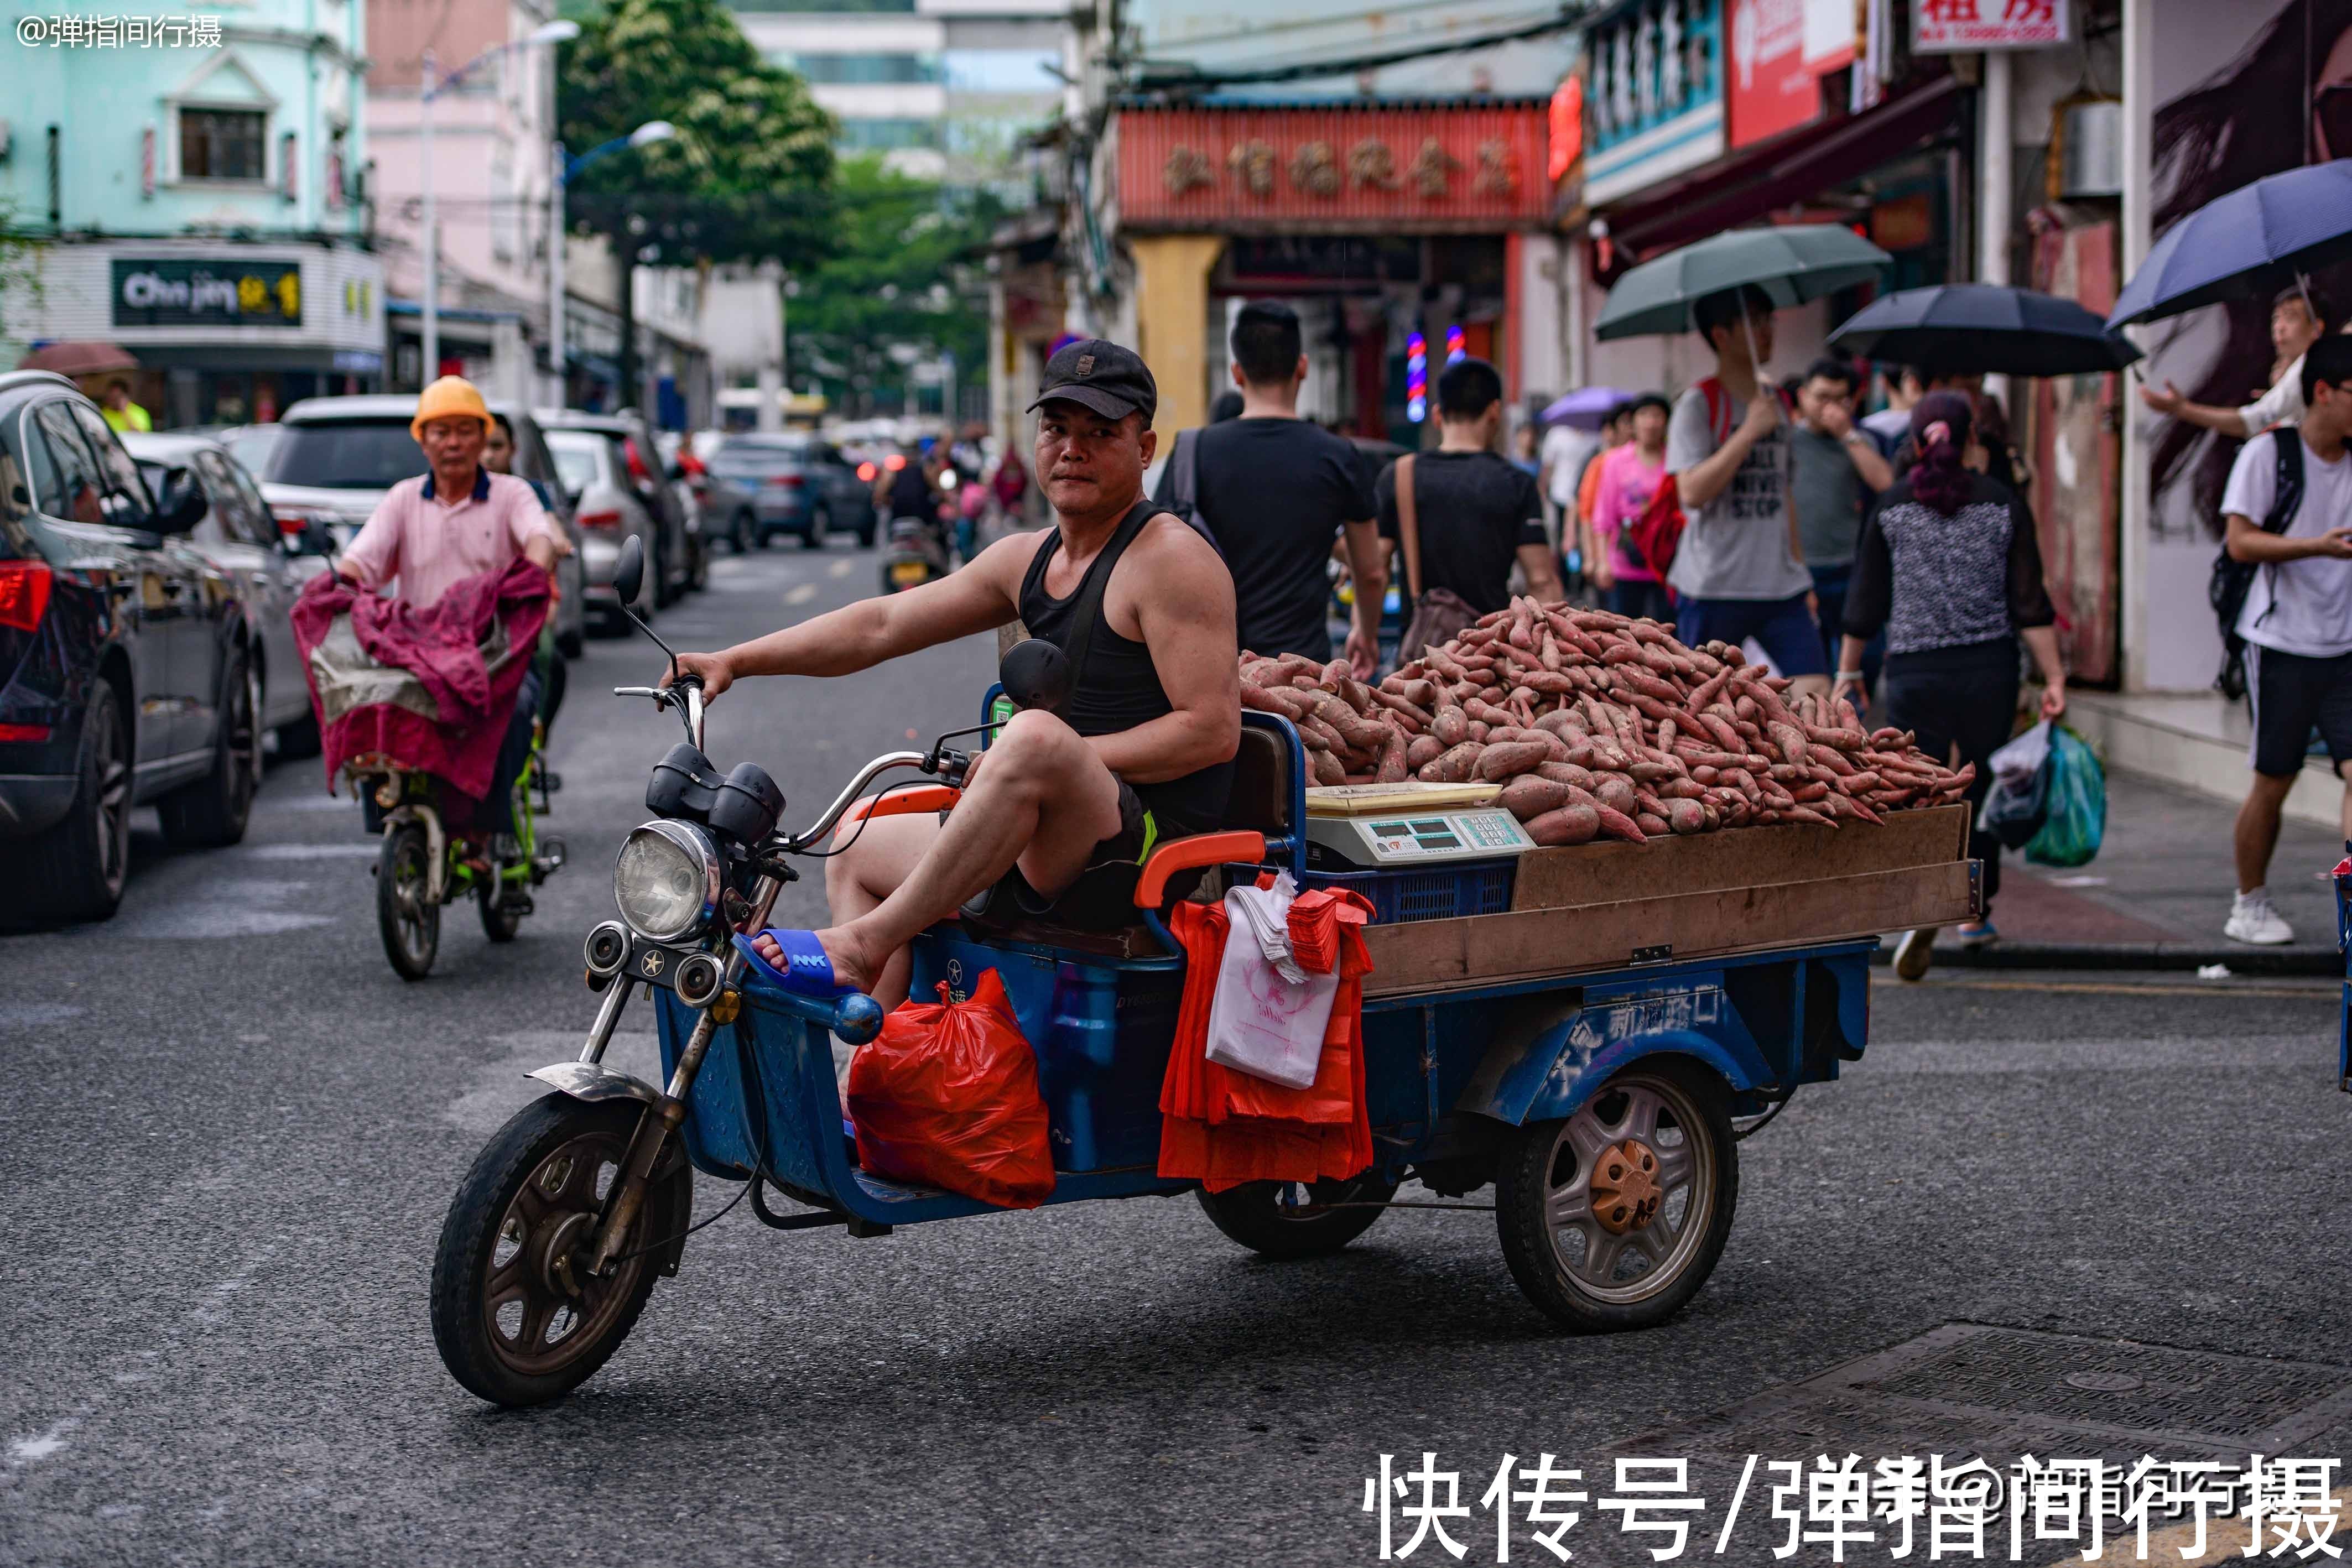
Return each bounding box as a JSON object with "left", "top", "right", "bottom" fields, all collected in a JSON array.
[{"left": 2023, "top": 724, "right": 2105, "bottom": 868}]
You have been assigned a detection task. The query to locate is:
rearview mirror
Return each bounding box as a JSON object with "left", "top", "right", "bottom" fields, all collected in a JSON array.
[
  {"left": 999, "top": 637, "right": 1071, "bottom": 713},
  {"left": 613, "top": 534, "right": 645, "bottom": 608}
]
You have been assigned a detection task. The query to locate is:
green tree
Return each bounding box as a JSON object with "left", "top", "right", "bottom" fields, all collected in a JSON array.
[
  {"left": 558, "top": 0, "right": 835, "bottom": 404},
  {"left": 788, "top": 156, "right": 1007, "bottom": 420}
]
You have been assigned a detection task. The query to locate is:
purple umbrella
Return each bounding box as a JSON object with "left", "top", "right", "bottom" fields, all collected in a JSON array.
[{"left": 1541, "top": 387, "right": 1635, "bottom": 429}]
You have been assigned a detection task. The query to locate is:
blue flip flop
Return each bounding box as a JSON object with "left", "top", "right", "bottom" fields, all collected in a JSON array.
[{"left": 732, "top": 929, "right": 857, "bottom": 998}]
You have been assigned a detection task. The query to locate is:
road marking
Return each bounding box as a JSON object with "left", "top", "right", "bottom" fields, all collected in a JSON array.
[
  {"left": 239, "top": 843, "right": 377, "bottom": 860},
  {"left": 785, "top": 582, "right": 818, "bottom": 605},
  {"left": 829, "top": 557, "right": 855, "bottom": 579},
  {"left": 8, "top": 1419, "right": 77, "bottom": 1465},
  {"left": 1875, "top": 973, "right": 2336, "bottom": 1000}
]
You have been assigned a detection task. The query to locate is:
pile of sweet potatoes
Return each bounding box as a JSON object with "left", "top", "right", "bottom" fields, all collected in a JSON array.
[{"left": 1239, "top": 598, "right": 1975, "bottom": 848}]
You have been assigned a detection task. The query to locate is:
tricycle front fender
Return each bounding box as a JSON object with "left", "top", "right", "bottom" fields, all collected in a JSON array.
[{"left": 528, "top": 1061, "right": 663, "bottom": 1107}]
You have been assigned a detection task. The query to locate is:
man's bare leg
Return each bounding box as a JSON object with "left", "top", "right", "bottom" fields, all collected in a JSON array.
[
  {"left": 821, "top": 813, "right": 942, "bottom": 1009},
  {"left": 762, "top": 711, "right": 1125, "bottom": 999}
]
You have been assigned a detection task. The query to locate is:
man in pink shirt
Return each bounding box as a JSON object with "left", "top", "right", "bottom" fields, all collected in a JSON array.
[
  {"left": 337, "top": 376, "right": 562, "bottom": 606},
  {"left": 1586, "top": 393, "right": 1673, "bottom": 622},
  {"left": 337, "top": 376, "right": 564, "bottom": 839}
]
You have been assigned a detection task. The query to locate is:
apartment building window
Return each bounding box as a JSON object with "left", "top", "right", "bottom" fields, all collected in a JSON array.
[
  {"left": 773, "top": 51, "right": 940, "bottom": 85},
  {"left": 941, "top": 50, "right": 1059, "bottom": 93},
  {"left": 181, "top": 108, "right": 267, "bottom": 181},
  {"left": 838, "top": 118, "right": 937, "bottom": 151}
]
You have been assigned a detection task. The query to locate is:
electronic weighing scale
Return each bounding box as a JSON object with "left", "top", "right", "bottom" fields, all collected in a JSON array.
[{"left": 1303, "top": 783, "right": 1534, "bottom": 871}]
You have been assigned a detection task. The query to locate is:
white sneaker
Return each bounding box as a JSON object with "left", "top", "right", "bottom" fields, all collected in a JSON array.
[{"left": 2225, "top": 893, "right": 2295, "bottom": 946}]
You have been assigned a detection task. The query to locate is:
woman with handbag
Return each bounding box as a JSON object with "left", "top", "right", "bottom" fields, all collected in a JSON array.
[
  {"left": 1377, "top": 358, "right": 1564, "bottom": 658},
  {"left": 1833, "top": 392, "right": 2068, "bottom": 976}
]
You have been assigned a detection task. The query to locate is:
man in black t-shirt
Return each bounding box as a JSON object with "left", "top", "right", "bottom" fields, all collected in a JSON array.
[
  {"left": 1153, "top": 301, "right": 1385, "bottom": 673},
  {"left": 1377, "top": 357, "right": 1562, "bottom": 614}
]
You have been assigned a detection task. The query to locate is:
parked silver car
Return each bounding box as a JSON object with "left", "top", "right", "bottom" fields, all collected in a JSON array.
[
  {"left": 544, "top": 428, "right": 662, "bottom": 632},
  {"left": 121, "top": 430, "right": 326, "bottom": 756},
  {"left": 258, "top": 395, "right": 586, "bottom": 656},
  {"left": 534, "top": 409, "right": 696, "bottom": 605}
]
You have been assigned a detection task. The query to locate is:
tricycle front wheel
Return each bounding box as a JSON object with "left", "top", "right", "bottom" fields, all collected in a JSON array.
[
  {"left": 1495, "top": 1061, "right": 1737, "bottom": 1332},
  {"left": 430, "top": 1095, "right": 689, "bottom": 1408},
  {"left": 1195, "top": 1173, "right": 1398, "bottom": 1260}
]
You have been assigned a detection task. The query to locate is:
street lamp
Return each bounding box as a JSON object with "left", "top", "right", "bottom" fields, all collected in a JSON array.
[
  {"left": 547, "top": 120, "right": 676, "bottom": 410},
  {"left": 419, "top": 19, "right": 579, "bottom": 388}
]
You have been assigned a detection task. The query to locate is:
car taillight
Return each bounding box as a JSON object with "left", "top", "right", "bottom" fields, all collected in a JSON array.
[
  {"left": 857, "top": 462, "right": 877, "bottom": 482},
  {"left": 765, "top": 474, "right": 804, "bottom": 488},
  {"left": 577, "top": 509, "right": 622, "bottom": 530},
  {"left": 0, "top": 723, "right": 49, "bottom": 743},
  {"left": 0, "top": 561, "right": 53, "bottom": 633}
]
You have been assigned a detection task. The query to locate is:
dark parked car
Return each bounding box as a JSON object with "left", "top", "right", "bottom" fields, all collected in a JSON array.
[
  {"left": 123, "top": 430, "right": 326, "bottom": 757},
  {"left": 0, "top": 371, "right": 257, "bottom": 924},
  {"left": 705, "top": 435, "right": 877, "bottom": 550}
]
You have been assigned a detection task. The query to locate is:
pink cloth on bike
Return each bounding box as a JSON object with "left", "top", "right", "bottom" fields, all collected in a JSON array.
[{"left": 292, "top": 557, "right": 550, "bottom": 807}]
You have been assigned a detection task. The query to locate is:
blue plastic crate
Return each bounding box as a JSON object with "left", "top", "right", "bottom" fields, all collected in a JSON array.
[{"left": 1301, "top": 859, "right": 1516, "bottom": 924}]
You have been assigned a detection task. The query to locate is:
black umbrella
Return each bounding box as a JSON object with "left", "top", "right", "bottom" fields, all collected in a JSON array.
[{"left": 1828, "top": 284, "right": 2142, "bottom": 376}]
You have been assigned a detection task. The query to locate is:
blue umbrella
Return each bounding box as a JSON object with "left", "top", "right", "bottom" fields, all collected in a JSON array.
[
  {"left": 2108, "top": 160, "right": 2352, "bottom": 327},
  {"left": 1541, "top": 387, "right": 1633, "bottom": 429},
  {"left": 1829, "top": 284, "right": 2141, "bottom": 376}
]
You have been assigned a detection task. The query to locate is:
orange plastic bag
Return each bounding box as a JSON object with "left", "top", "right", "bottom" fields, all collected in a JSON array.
[{"left": 846, "top": 968, "right": 1055, "bottom": 1208}]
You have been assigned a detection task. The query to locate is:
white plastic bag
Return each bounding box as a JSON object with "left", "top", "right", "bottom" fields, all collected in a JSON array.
[
  {"left": 1986, "top": 719, "right": 2052, "bottom": 788},
  {"left": 1204, "top": 881, "right": 1338, "bottom": 1090}
]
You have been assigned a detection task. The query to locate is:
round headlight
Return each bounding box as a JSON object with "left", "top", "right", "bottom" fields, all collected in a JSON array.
[{"left": 613, "top": 821, "right": 720, "bottom": 942}]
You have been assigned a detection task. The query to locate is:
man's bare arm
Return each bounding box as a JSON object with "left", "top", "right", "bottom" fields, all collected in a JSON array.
[
  {"left": 668, "top": 532, "right": 1026, "bottom": 697},
  {"left": 2141, "top": 380, "right": 2252, "bottom": 440},
  {"left": 1087, "top": 520, "right": 1240, "bottom": 786},
  {"left": 1516, "top": 542, "right": 1564, "bottom": 602}
]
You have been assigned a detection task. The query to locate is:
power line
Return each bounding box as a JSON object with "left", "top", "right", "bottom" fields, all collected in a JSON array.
[{"left": 1130, "top": 7, "right": 1581, "bottom": 92}]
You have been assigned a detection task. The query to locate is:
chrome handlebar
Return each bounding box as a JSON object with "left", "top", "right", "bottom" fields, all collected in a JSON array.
[
  {"left": 776, "top": 749, "right": 933, "bottom": 852},
  {"left": 612, "top": 681, "right": 707, "bottom": 751}
]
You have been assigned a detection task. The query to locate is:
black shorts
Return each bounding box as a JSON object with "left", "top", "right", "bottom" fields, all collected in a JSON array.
[
  {"left": 2248, "top": 644, "right": 2352, "bottom": 777},
  {"left": 966, "top": 781, "right": 1170, "bottom": 933}
]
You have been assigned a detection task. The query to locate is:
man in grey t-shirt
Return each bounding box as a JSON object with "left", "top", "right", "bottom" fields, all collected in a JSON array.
[
  {"left": 1791, "top": 357, "right": 1892, "bottom": 675},
  {"left": 1663, "top": 285, "right": 1830, "bottom": 692}
]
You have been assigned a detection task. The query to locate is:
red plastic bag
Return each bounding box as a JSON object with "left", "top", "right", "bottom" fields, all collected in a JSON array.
[{"left": 846, "top": 968, "right": 1055, "bottom": 1208}]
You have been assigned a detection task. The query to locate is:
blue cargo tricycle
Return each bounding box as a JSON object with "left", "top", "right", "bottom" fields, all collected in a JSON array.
[{"left": 428, "top": 551, "right": 1898, "bottom": 1408}]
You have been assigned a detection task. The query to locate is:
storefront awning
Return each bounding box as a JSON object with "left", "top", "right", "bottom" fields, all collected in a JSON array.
[{"left": 1600, "top": 76, "right": 1964, "bottom": 261}]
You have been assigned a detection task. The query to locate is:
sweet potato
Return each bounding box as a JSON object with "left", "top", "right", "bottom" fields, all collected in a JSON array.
[
  {"left": 1432, "top": 705, "right": 1469, "bottom": 747},
  {"left": 1536, "top": 761, "right": 1595, "bottom": 791},
  {"left": 1417, "top": 742, "right": 1484, "bottom": 784},
  {"left": 1405, "top": 734, "right": 1445, "bottom": 771},
  {"left": 1594, "top": 805, "right": 1647, "bottom": 843},
  {"left": 1523, "top": 804, "right": 1599, "bottom": 846},
  {"left": 1374, "top": 730, "right": 1409, "bottom": 784},
  {"left": 1593, "top": 774, "right": 1638, "bottom": 816},
  {"left": 1312, "top": 749, "right": 1346, "bottom": 786},
  {"left": 1666, "top": 799, "right": 1707, "bottom": 835},
  {"left": 1477, "top": 741, "right": 1552, "bottom": 782},
  {"left": 1636, "top": 811, "right": 1669, "bottom": 836},
  {"left": 1497, "top": 774, "right": 1573, "bottom": 821}
]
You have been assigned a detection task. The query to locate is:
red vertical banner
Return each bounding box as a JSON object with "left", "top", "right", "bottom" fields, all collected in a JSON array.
[
  {"left": 1502, "top": 231, "right": 1524, "bottom": 405},
  {"left": 1727, "top": 0, "right": 1855, "bottom": 149}
]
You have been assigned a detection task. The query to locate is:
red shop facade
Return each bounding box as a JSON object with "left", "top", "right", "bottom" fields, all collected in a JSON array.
[{"left": 1111, "top": 101, "right": 1552, "bottom": 441}]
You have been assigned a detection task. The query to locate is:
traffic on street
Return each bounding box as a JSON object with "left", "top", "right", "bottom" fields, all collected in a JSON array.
[{"left": 11, "top": 0, "right": 2352, "bottom": 1561}]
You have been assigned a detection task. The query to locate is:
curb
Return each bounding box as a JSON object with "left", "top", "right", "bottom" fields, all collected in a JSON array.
[{"left": 1869, "top": 940, "right": 2341, "bottom": 977}]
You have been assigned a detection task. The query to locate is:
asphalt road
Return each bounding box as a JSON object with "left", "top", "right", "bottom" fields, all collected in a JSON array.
[{"left": 3, "top": 539, "right": 2349, "bottom": 1567}]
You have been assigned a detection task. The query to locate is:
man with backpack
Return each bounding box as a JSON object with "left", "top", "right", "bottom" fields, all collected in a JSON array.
[
  {"left": 1153, "top": 301, "right": 1383, "bottom": 673},
  {"left": 1658, "top": 285, "right": 1830, "bottom": 695},
  {"left": 2218, "top": 334, "right": 2352, "bottom": 946}
]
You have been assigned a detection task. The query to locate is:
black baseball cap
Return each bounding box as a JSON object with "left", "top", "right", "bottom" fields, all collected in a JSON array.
[{"left": 1028, "top": 338, "right": 1157, "bottom": 425}]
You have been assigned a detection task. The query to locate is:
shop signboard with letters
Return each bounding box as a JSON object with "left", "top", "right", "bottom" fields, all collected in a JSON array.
[
  {"left": 1913, "top": 0, "right": 2068, "bottom": 53},
  {"left": 1580, "top": 0, "right": 1726, "bottom": 207},
  {"left": 1727, "top": 0, "right": 1855, "bottom": 147},
  {"left": 112, "top": 258, "right": 303, "bottom": 329}
]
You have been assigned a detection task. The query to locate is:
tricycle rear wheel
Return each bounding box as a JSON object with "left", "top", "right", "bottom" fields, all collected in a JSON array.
[
  {"left": 1195, "top": 1173, "right": 1397, "bottom": 1259},
  {"left": 1495, "top": 1061, "right": 1737, "bottom": 1332},
  {"left": 430, "top": 1094, "right": 690, "bottom": 1408}
]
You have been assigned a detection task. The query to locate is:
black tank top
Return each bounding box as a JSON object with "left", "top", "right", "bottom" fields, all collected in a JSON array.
[{"left": 1018, "top": 501, "right": 1234, "bottom": 836}]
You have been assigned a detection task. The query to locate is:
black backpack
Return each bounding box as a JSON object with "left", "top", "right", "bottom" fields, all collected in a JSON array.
[{"left": 2211, "top": 431, "right": 2305, "bottom": 700}]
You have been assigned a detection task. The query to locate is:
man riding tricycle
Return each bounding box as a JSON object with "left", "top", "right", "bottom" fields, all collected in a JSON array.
[
  {"left": 295, "top": 377, "right": 573, "bottom": 978},
  {"left": 429, "top": 342, "right": 1973, "bottom": 1408}
]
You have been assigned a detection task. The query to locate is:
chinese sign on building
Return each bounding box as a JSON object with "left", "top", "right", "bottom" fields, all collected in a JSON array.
[
  {"left": 1913, "top": 0, "right": 2069, "bottom": 53},
  {"left": 112, "top": 259, "right": 303, "bottom": 328},
  {"left": 1118, "top": 106, "right": 1549, "bottom": 227},
  {"left": 1727, "top": 0, "right": 1855, "bottom": 148},
  {"left": 1581, "top": 0, "right": 1726, "bottom": 206}
]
